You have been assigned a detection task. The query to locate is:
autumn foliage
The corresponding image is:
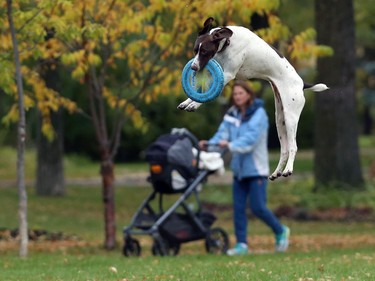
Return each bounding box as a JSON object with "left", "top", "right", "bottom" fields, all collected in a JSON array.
[{"left": 1, "top": 0, "right": 332, "bottom": 137}]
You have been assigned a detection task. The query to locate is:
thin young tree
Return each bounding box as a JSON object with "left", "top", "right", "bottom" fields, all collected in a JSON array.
[
  {"left": 6, "top": 0, "right": 28, "bottom": 257},
  {"left": 2, "top": 0, "right": 78, "bottom": 256}
]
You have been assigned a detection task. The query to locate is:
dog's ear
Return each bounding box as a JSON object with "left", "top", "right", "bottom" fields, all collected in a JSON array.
[
  {"left": 212, "top": 27, "right": 233, "bottom": 41},
  {"left": 198, "top": 17, "right": 215, "bottom": 35}
]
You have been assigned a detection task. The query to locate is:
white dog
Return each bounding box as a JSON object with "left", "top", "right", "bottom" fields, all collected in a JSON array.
[{"left": 178, "top": 17, "right": 329, "bottom": 180}]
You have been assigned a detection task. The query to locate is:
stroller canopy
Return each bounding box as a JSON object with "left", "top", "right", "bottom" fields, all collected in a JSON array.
[
  {"left": 145, "top": 130, "right": 199, "bottom": 193},
  {"left": 145, "top": 133, "right": 195, "bottom": 169}
]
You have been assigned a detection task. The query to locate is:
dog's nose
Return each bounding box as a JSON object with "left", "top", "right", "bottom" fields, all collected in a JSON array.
[{"left": 191, "top": 64, "right": 199, "bottom": 71}]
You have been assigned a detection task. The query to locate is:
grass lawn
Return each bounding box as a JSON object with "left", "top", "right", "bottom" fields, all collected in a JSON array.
[
  {"left": 1, "top": 185, "right": 375, "bottom": 280},
  {"left": 1, "top": 248, "right": 375, "bottom": 281}
]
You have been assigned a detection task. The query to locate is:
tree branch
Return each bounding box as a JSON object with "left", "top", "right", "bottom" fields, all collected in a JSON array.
[{"left": 17, "top": 8, "right": 43, "bottom": 33}]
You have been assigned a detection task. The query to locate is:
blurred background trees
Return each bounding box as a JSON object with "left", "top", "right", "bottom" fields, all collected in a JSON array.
[{"left": 1, "top": 0, "right": 374, "bottom": 251}]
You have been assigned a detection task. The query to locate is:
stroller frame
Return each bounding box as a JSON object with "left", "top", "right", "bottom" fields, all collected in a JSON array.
[{"left": 122, "top": 128, "right": 229, "bottom": 256}]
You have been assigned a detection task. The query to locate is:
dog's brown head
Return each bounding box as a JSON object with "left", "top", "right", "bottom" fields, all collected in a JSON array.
[{"left": 191, "top": 17, "right": 233, "bottom": 71}]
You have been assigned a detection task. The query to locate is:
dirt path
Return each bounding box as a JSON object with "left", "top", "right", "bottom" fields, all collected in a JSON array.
[
  {"left": 0, "top": 171, "right": 234, "bottom": 187},
  {"left": 2, "top": 233, "right": 375, "bottom": 255},
  {"left": 0, "top": 169, "right": 314, "bottom": 188}
]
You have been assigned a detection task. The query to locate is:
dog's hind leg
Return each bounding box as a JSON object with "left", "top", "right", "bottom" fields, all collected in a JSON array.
[
  {"left": 269, "top": 82, "right": 289, "bottom": 180},
  {"left": 279, "top": 86, "right": 306, "bottom": 177}
]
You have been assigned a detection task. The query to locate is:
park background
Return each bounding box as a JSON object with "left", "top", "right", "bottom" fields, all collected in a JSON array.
[{"left": 1, "top": 0, "right": 375, "bottom": 280}]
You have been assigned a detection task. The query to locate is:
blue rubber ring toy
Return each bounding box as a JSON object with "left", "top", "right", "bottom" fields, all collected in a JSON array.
[{"left": 181, "top": 58, "right": 224, "bottom": 103}]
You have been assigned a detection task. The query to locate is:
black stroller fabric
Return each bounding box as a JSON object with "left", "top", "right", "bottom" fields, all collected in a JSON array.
[
  {"left": 145, "top": 133, "right": 197, "bottom": 193},
  {"left": 160, "top": 211, "right": 216, "bottom": 243}
]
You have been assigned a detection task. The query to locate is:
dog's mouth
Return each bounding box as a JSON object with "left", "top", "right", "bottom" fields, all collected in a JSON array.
[
  {"left": 191, "top": 56, "right": 211, "bottom": 72},
  {"left": 191, "top": 63, "right": 200, "bottom": 71},
  {"left": 191, "top": 62, "right": 209, "bottom": 72}
]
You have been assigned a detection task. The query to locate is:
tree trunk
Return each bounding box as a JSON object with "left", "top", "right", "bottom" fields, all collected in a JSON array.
[
  {"left": 86, "top": 71, "right": 117, "bottom": 250},
  {"left": 7, "top": 0, "right": 28, "bottom": 257},
  {"left": 36, "top": 109, "right": 65, "bottom": 196},
  {"left": 100, "top": 148, "right": 116, "bottom": 249},
  {"left": 36, "top": 41, "right": 65, "bottom": 196},
  {"left": 314, "top": 0, "right": 364, "bottom": 188},
  {"left": 363, "top": 106, "right": 372, "bottom": 135}
]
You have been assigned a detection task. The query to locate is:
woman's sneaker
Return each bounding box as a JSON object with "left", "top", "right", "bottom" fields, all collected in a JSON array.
[
  {"left": 226, "top": 243, "right": 248, "bottom": 256},
  {"left": 275, "top": 225, "right": 290, "bottom": 252}
]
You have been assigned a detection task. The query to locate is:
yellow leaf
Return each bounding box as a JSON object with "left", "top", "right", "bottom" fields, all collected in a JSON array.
[
  {"left": 24, "top": 95, "right": 35, "bottom": 109},
  {"left": 87, "top": 53, "right": 102, "bottom": 66},
  {"left": 2, "top": 105, "right": 19, "bottom": 125},
  {"left": 42, "top": 120, "right": 55, "bottom": 141}
]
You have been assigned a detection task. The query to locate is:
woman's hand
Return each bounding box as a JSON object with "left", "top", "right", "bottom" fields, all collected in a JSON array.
[{"left": 218, "top": 140, "right": 229, "bottom": 148}]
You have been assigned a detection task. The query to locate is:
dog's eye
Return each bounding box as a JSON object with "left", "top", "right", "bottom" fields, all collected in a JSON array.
[{"left": 201, "top": 49, "right": 207, "bottom": 55}]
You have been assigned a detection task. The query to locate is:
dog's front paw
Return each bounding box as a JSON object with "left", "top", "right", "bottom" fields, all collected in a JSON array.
[
  {"left": 178, "top": 99, "right": 201, "bottom": 112},
  {"left": 184, "top": 102, "right": 200, "bottom": 112},
  {"left": 177, "top": 98, "right": 194, "bottom": 110}
]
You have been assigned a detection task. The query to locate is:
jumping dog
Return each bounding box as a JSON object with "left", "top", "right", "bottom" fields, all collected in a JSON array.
[{"left": 178, "top": 17, "right": 329, "bottom": 180}]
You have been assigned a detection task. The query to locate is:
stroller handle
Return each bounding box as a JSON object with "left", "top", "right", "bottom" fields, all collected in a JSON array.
[{"left": 203, "top": 143, "right": 228, "bottom": 156}]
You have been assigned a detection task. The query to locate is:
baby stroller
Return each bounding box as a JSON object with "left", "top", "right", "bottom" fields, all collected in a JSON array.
[{"left": 122, "top": 128, "right": 229, "bottom": 256}]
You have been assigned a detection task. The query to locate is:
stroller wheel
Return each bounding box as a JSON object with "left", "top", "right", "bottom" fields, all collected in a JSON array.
[
  {"left": 205, "top": 227, "right": 229, "bottom": 255},
  {"left": 123, "top": 237, "right": 141, "bottom": 257},
  {"left": 152, "top": 238, "right": 180, "bottom": 256}
]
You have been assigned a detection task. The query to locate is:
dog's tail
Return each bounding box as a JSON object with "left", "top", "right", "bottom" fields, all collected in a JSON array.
[{"left": 303, "top": 83, "right": 329, "bottom": 92}]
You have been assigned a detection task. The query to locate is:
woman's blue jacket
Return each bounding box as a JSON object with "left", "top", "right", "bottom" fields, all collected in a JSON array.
[{"left": 208, "top": 98, "right": 269, "bottom": 179}]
